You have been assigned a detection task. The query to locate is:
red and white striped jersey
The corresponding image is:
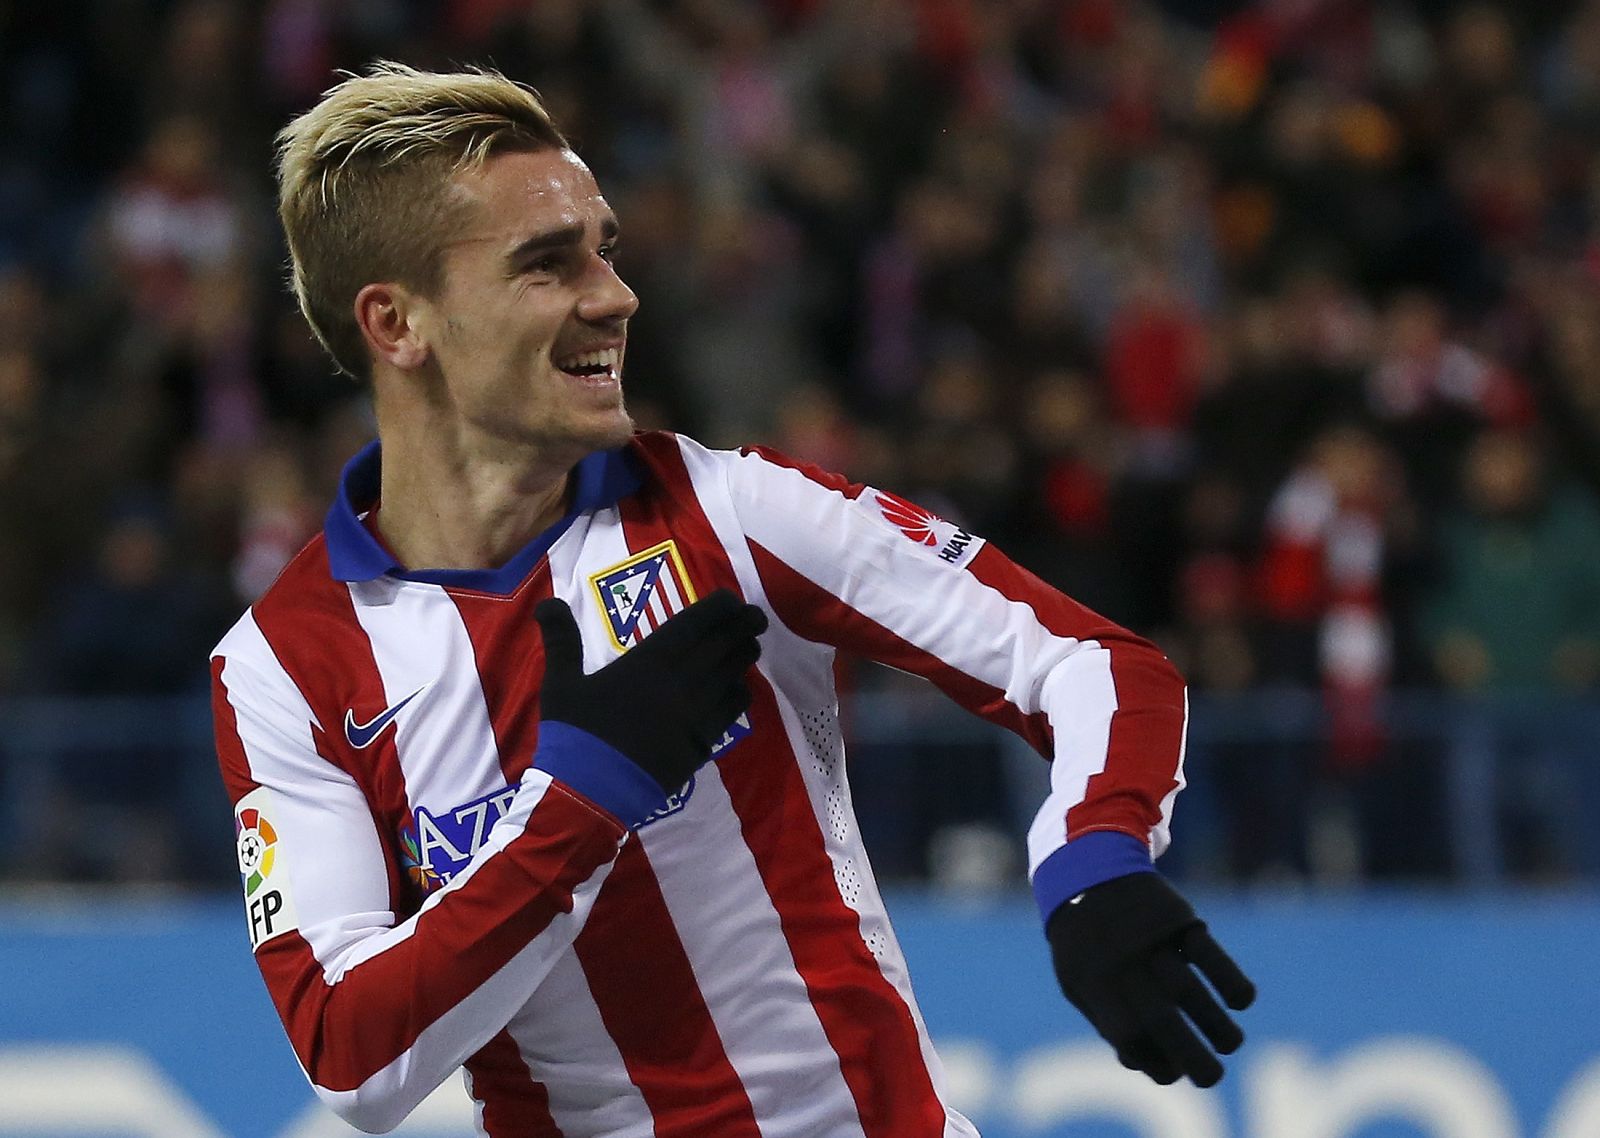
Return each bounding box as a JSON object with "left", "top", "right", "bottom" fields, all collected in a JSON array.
[{"left": 211, "top": 431, "right": 1188, "bottom": 1137}]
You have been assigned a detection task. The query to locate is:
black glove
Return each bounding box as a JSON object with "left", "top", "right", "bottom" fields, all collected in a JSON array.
[
  {"left": 535, "top": 588, "right": 767, "bottom": 794},
  {"left": 1046, "top": 871, "right": 1255, "bottom": 1088}
]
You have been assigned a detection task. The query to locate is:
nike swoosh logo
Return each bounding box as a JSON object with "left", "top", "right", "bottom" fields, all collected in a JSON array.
[{"left": 344, "top": 687, "right": 426, "bottom": 749}]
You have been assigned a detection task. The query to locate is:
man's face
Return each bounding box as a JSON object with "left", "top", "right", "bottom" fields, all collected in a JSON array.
[{"left": 414, "top": 148, "right": 639, "bottom": 456}]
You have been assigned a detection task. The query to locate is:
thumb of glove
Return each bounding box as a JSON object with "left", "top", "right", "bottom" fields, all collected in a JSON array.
[{"left": 534, "top": 598, "right": 584, "bottom": 680}]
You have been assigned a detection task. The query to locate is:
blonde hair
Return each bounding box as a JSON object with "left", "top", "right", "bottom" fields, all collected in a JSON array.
[{"left": 276, "top": 62, "right": 567, "bottom": 380}]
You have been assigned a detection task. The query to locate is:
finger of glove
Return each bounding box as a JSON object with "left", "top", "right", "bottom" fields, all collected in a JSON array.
[
  {"left": 1120, "top": 974, "right": 1225, "bottom": 1088},
  {"left": 1083, "top": 989, "right": 1179, "bottom": 1085},
  {"left": 670, "top": 626, "right": 765, "bottom": 689},
  {"left": 733, "top": 601, "right": 768, "bottom": 638},
  {"left": 533, "top": 598, "right": 583, "bottom": 678},
  {"left": 1069, "top": 989, "right": 1180, "bottom": 1086},
  {"left": 1116, "top": 1039, "right": 1181, "bottom": 1086},
  {"left": 1149, "top": 948, "right": 1244, "bottom": 1055},
  {"left": 654, "top": 594, "right": 763, "bottom": 659},
  {"left": 643, "top": 590, "right": 742, "bottom": 652},
  {"left": 1180, "top": 926, "right": 1257, "bottom": 1011},
  {"left": 704, "top": 682, "right": 754, "bottom": 740},
  {"left": 716, "top": 633, "right": 764, "bottom": 674},
  {"left": 681, "top": 589, "right": 755, "bottom": 635}
]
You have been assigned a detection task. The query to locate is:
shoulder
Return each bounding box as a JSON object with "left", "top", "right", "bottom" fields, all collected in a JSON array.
[
  {"left": 627, "top": 430, "right": 864, "bottom": 498},
  {"left": 212, "top": 532, "right": 351, "bottom": 661}
]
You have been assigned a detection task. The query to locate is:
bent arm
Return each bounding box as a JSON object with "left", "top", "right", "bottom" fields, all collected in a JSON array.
[
  {"left": 714, "top": 443, "right": 1187, "bottom": 921},
  {"left": 213, "top": 622, "right": 631, "bottom": 1134}
]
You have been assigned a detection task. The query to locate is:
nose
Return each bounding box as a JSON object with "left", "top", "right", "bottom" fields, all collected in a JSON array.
[{"left": 576, "top": 253, "right": 639, "bottom": 325}]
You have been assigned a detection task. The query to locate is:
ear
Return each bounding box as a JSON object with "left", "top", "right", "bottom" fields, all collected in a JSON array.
[{"left": 353, "top": 282, "right": 431, "bottom": 372}]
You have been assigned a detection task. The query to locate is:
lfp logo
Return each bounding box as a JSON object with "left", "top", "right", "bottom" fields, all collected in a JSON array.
[
  {"left": 234, "top": 793, "right": 299, "bottom": 951},
  {"left": 235, "top": 808, "right": 277, "bottom": 897}
]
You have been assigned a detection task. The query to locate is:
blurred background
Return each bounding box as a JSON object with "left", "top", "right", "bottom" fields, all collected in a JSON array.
[{"left": 2, "top": 1, "right": 1600, "bottom": 1136}]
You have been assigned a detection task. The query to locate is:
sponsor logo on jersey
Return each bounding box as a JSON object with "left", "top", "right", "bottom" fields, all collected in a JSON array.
[
  {"left": 343, "top": 686, "right": 427, "bottom": 750},
  {"left": 588, "top": 539, "right": 699, "bottom": 651},
  {"left": 641, "top": 775, "right": 697, "bottom": 827},
  {"left": 235, "top": 789, "right": 299, "bottom": 951},
  {"left": 399, "top": 784, "right": 519, "bottom": 894},
  {"left": 872, "top": 490, "right": 983, "bottom": 566}
]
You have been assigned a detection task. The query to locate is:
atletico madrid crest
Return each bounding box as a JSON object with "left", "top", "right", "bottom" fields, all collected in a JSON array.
[{"left": 588, "top": 539, "right": 699, "bottom": 652}]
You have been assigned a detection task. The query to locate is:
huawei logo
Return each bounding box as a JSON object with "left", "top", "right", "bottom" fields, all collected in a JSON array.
[{"left": 875, "top": 491, "right": 941, "bottom": 547}]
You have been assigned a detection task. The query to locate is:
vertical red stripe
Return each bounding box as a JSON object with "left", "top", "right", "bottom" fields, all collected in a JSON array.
[
  {"left": 718, "top": 676, "right": 946, "bottom": 1136},
  {"left": 627, "top": 433, "right": 945, "bottom": 1135},
  {"left": 575, "top": 844, "right": 762, "bottom": 1137},
  {"left": 251, "top": 539, "right": 412, "bottom": 914},
  {"left": 625, "top": 434, "right": 747, "bottom": 596},
  {"left": 964, "top": 544, "right": 1186, "bottom": 839},
  {"left": 446, "top": 563, "right": 555, "bottom": 786},
  {"left": 211, "top": 656, "right": 260, "bottom": 804},
  {"left": 465, "top": 1030, "right": 564, "bottom": 1138}
]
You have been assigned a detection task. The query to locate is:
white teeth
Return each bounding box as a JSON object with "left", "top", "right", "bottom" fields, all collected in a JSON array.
[{"left": 558, "top": 347, "right": 620, "bottom": 373}]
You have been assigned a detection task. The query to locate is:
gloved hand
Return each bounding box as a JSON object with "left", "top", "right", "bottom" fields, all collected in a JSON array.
[
  {"left": 1046, "top": 871, "right": 1255, "bottom": 1087},
  {"left": 535, "top": 589, "right": 767, "bottom": 794}
]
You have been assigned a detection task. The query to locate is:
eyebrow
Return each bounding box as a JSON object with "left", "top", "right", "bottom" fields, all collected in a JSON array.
[{"left": 505, "top": 217, "right": 620, "bottom": 267}]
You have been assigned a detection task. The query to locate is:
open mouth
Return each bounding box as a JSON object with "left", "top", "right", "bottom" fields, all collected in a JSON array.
[{"left": 556, "top": 346, "right": 621, "bottom": 382}]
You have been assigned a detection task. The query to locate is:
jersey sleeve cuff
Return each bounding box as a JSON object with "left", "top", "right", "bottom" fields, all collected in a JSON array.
[
  {"left": 532, "top": 721, "right": 669, "bottom": 830},
  {"left": 1031, "top": 831, "right": 1156, "bottom": 925}
]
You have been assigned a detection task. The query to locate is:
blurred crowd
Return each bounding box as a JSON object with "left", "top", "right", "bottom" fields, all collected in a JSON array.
[{"left": 5, "top": 0, "right": 1600, "bottom": 889}]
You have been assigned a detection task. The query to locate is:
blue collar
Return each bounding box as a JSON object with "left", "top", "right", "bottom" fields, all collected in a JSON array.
[{"left": 324, "top": 439, "right": 642, "bottom": 593}]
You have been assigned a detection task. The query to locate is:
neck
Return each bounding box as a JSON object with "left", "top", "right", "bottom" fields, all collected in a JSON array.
[{"left": 372, "top": 411, "right": 581, "bottom": 574}]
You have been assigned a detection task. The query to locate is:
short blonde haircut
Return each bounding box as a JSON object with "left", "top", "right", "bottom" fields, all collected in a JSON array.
[{"left": 276, "top": 62, "right": 567, "bottom": 380}]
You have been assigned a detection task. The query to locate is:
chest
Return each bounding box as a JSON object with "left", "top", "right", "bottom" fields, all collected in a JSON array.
[{"left": 330, "top": 505, "right": 767, "bottom": 901}]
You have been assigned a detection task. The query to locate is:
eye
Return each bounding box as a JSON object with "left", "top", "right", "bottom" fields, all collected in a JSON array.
[
  {"left": 598, "top": 242, "right": 619, "bottom": 263},
  {"left": 523, "top": 254, "right": 564, "bottom": 276}
]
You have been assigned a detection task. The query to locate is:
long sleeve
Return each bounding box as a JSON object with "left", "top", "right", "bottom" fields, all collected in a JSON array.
[
  {"left": 713, "top": 443, "right": 1189, "bottom": 920},
  {"left": 211, "top": 612, "right": 635, "bottom": 1134}
]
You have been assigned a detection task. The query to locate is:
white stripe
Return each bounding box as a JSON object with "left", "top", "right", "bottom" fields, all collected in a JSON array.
[
  {"left": 1024, "top": 642, "right": 1116, "bottom": 872},
  {"left": 348, "top": 579, "right": 507, "bottom": 833},
  {"left": 510, "top": 950, "right": 656, "bottom": 1138},
  {"left": 656, "top": 559, "right": 686, "bottom": 613},
  {"left": 644, "top": 577, "right": 671, "bottom": 632},
  {"left": 640, "top": 763, "right": 869, "bottom": 1138}
]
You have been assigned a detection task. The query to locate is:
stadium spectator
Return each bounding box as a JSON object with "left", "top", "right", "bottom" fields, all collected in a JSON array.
[
  {"left": 24, "top": 497, "right": 231, "bottom": 880},
  {"left": 3, "top": 0, "right": 1600, "bottom": 890},
  {"left": 1423, "top": 427, "right": 1600, "bottom": 876}
]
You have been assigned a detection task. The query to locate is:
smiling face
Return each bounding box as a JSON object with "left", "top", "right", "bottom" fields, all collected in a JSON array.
[{"left": 409, "top": 147, "right": 639, "bottom": 457}]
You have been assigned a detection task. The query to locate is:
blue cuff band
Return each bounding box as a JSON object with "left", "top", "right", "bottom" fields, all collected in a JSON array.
[
  {"left": 532, "top": 721, "right": 669, "bottom": 829},
  {"left": 1032, "top": 831, "right": 1156, "bottom": 924}
]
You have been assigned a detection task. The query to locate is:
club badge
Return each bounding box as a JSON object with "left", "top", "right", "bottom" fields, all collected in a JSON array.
[{"left": 588, "top": 539, "right": 698, "bottom": 652}]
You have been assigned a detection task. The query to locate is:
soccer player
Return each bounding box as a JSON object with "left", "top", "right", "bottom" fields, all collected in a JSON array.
[{"left": 211, "top": 63, "right": 1255, "bottom": 1136}]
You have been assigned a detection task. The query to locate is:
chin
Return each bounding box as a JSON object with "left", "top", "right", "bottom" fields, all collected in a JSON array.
[{"left": 579, "top": 408, "right": 637, "bottom": 451}]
